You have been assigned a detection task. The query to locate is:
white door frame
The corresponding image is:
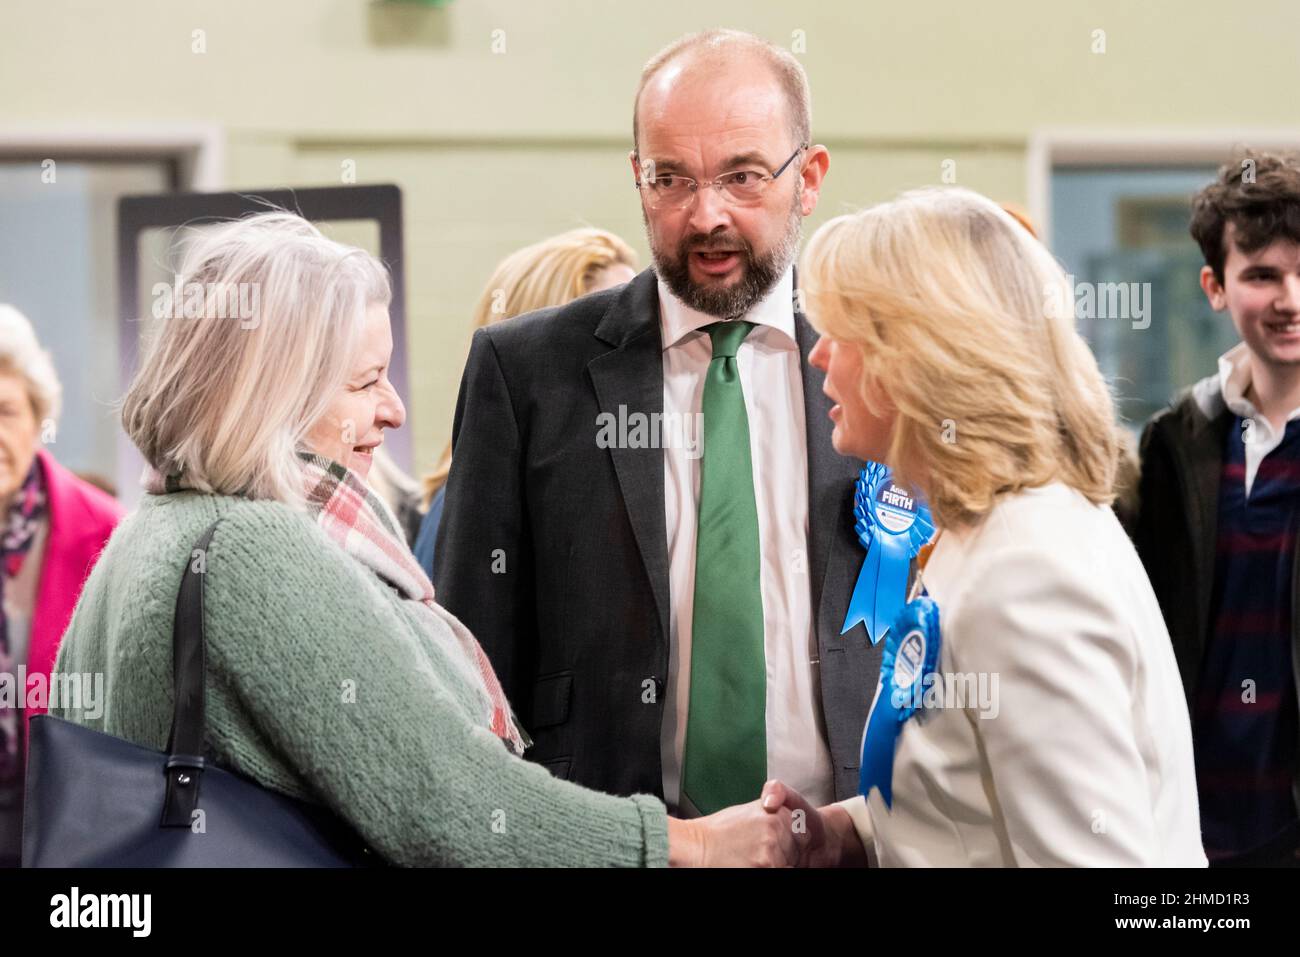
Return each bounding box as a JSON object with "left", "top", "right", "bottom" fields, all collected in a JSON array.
[
  {"left": 0, "top": 124, "right": 224, "bottom": 189},
  {"left": 1027, "top": 129, "right": 1300, "bottom": 242},
  {"left": 0, "top": 125, "right": 223, "bottom": 498}
]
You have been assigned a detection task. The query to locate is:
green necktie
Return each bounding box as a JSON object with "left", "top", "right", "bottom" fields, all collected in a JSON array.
[{"left": 680, "top": 320, "right": 767, "bottom": 816}]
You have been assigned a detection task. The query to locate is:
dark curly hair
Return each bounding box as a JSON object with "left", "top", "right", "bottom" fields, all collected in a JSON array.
[{"left": 1189, "top": 150, "right": 1300, "bottom": 282}]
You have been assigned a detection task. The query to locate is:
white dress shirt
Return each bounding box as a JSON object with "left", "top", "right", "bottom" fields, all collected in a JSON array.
[
  {"left": 1216, "top": 342, "right": 1300, "bottom": 496},
  {"left": 838, "top": 483, "right": 1207, "bottom": 866},
  {"left": 657, "top": 265, "right": 834, "bottom": 813}
]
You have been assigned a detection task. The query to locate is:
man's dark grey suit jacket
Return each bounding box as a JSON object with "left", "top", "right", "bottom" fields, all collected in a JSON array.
[{"left": 433, "top": 266, "right": 880, "bottom": 803}]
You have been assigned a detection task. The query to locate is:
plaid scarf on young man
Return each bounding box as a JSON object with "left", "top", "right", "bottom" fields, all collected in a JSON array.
[{"left": 144, "top": 454, "right": 528, "bottom": 756}]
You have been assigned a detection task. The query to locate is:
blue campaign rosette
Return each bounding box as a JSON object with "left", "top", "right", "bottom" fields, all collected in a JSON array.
[
  {"left": 840, "top": 462, "right": 934, "bottom": 644},
  {"left": 858, "top": 596, "right": 941, "bottom": 809}
]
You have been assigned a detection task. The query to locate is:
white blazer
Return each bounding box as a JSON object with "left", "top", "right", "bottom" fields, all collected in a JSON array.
[{"left": 839, "top": 483, "right": 1207, "bottom": 867}]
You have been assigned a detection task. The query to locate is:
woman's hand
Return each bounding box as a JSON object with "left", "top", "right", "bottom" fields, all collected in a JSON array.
[
  {"left": 666, "top": 780, "right": 830, "bottom": 867},
  {"left": 759, "top": 780, "right": 871, "bottom": 867}
]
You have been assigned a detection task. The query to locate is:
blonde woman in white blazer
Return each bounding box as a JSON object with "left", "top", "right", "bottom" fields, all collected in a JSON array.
[{"left": 772, "top": 187, "right": 1207, "bottom": 867}]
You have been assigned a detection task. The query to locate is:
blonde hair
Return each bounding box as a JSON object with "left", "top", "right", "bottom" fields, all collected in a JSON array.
[
  {"left": 0, "top": 304, "right": 61, "bottom": 425},
  {"left": 420, "top": 227, "right": 637, "bottom": 503},
  {"left": 468, "top": 227, "right": 637, "bottom": 331},
  {"left": 122, "top": 211, "right": 391, "bottom": 506},
  {"left": 800, "top": 187, "right": 1119, "bottom": 530}
]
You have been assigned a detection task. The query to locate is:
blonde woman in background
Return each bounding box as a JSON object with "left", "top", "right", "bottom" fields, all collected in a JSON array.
[
  {"left": 413, "top": 227, "right": 637, "bottom": 577},
  {"left": 770, "top": 187, "right": 1207, "bottom": 866}
]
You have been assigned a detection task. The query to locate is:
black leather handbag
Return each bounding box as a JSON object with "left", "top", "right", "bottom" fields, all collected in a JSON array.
[{"left": 22, "top": 521, "right": 380, "bottom": 867}]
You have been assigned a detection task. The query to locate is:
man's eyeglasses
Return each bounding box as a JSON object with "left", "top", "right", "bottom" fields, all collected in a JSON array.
[{"left": 635, "top": 144, "right": 807, "bottom": 210}]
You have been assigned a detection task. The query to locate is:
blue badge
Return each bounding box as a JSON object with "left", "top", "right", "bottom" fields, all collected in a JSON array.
[
  {"left": 841, "top": 461, "right": 934, "bottom": 644},
  {"left": 859, "top": 596, "right": 941, "bottom": 809}
]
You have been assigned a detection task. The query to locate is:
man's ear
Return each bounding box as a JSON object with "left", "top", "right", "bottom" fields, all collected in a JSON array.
[
  {"left": 1200, "top": 264, "right": 1228, "bottom": 311},
  {"left": 629, "top": 150, "right": 646, "bottom": 184},
  {"left": 798, "top": 145, "right": 831, "bottom": 217}
]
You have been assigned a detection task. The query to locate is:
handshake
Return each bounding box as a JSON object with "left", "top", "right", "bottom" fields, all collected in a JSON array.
[{"left": 666, "top": 781, "right": 870, "bottom": 867}]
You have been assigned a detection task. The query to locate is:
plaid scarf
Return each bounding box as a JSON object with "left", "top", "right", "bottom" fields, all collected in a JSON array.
[
  {"left": 143, "top": 455, "right": 528, "bottom": 756},
  {"left": 0, "top": 458, "right": 47, "bottom": 783}
]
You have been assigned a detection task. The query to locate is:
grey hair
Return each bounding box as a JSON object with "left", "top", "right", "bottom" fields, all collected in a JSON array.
[
  {"left": 122, "top": 211, "right": 391, "bottom": 506},
  {"left": 0, "top": 303, "right": 62, "bottom": 425}
]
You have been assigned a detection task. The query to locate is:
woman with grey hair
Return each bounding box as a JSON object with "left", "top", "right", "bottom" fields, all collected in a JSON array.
[
  {"left": 49, "top": 211, "right": 806, "bottom": 867},
  {"left": 0, "top": 304, "right": 122, "bottom": 867}
]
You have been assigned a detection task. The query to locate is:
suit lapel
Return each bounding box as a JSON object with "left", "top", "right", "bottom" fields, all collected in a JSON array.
[{"left": 587, "top": 269, "right": 672, "bottom": 648}]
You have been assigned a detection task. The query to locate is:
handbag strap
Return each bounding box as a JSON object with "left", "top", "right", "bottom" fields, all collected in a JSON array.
[{"left": 160, "top": 520, "right": 220, "bottom": 828}]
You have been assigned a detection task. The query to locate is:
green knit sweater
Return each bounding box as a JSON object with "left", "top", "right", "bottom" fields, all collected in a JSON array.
[{"left": 51, "top": 490, "right": 669, "bottom": 867}]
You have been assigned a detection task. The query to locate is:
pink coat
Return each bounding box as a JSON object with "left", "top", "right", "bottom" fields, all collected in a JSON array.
[{"left": 24, "top": 448, "right": 122, "bottom": 733}]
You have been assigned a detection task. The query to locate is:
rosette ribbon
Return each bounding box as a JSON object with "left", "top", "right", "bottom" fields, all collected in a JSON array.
[
  {"left": 858, "top": 596, "right": 941, "bottom": 808},
  {"left": 840, "top": 461, "right": 934, "bottom": 644}
]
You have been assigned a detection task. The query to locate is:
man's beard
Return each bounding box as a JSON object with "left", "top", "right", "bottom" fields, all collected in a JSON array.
[{"left": 646, "top": 190, "right": 803, "bottom": 319}]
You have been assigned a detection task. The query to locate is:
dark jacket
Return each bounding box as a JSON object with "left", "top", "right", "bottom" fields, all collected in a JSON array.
[
  {"left": 433, "top": 267, "right": 876, "bottom": 803},
  {"left": 1131, "top": 373, "right": 1300, "bottom": 838}
]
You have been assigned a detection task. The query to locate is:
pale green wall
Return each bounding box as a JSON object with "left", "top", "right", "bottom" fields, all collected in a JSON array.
[{"left": 1, "top": 0, "right": 1293, "bottom": 474}]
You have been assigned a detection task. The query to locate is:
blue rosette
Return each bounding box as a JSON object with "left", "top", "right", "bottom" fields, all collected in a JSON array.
[
  {"left": 841, "top": 461, "right": 934, "bottom": 644},
  {"left": 858, "top": 596, "right": 942, "bottom": 809}
]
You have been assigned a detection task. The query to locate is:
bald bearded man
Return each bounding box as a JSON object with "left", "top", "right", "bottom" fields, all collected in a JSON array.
[{"left": 434, "top": 29, "right": 873, "bottom": 816}]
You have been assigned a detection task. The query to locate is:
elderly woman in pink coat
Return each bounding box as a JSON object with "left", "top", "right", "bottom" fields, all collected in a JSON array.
[{"left": 0, "top": 304, "right": 121, "bottom": 866}]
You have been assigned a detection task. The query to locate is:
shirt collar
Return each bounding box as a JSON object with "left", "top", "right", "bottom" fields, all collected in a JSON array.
[
  {"left": 1217, "top": 342, "right": 1256, "bottom": 418},
  {"left": 657, "top": 264, "right": 795, "bottom": 351},
  {"left": 1216, "top": 341, "right": 1300, "bottom": 425}
]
